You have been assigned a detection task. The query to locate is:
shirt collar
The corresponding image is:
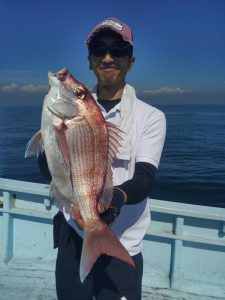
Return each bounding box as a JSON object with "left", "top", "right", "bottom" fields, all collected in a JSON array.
[{"left": 91, "top": 85, "right": 122, "bottom": 113}]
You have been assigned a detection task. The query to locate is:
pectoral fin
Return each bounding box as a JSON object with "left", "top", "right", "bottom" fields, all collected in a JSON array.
[
  {"left": 53, "top": 118, "right": 71, "bottom": 172},
  {"left": 25, "top": 130, "right": 44, "bottom": 158}
]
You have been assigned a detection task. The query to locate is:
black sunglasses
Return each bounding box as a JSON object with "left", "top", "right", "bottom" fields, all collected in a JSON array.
[{"left": 89, "top": 42, "right": 133, "bottom": 58}]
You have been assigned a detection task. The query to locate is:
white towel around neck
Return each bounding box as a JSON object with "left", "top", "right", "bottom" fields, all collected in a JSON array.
[{"left": 92, "top": 84, "right": 137, "bottom": 161}]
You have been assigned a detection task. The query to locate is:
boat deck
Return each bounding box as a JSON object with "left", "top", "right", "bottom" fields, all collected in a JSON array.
[{"left": 1, "top": 260, "right": 222, "bottom": 300}]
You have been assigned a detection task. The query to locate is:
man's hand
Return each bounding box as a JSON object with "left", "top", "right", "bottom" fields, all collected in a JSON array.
[
  {"left": 72, "top": 187, "right": 127, "bottom": 229},
  {"left": 99, "top": 187, "right": 127, "bottom": 225},
  {"left": 71, "top": 202, "right": 117, "bottom": 229}
]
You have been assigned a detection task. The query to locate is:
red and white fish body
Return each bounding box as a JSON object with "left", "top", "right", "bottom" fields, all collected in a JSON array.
[{"left": 25, "top": 68, "right": 134, "bottom": 282}]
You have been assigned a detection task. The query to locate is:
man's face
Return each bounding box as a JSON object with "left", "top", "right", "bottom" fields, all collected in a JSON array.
[{"left": 88, "top": 31, "right": 135, "bottom": 88}]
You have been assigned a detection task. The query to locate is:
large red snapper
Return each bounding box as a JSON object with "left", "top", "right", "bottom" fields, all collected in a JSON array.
[{"left": 25, "top": 68, "right": 134, "bottom": 282}]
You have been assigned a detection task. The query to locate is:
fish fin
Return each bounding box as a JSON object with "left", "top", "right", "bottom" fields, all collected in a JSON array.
[
  {"left": 80, "top": 222, "right": 135, "bottom": 282},
  {"left": 25, "top": 130, "right": 44, "bottom": 158},
  {"left": 50, "top": 183, "right": 73, "bottom": 217},
  {"left": 98, "top": 165, "right": 113, "bottom": 210},
  {"left": 71, "top": 205, "right": 85, "bottom": 230},
  {"left": 107, "top": 121, "right": 124, "bottom": 142},
  {"left": 50, "top": 182, "right": 72, "bottom": 212},
  {"left": 53, "top": 118, "right": 71, "bottom": 171},
  {"left": 98, "top": 122, "right": 123, "bottom": 210}
]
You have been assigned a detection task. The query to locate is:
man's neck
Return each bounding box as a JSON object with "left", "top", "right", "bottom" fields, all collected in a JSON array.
[{"left": 97, "top": 83, "right": 125, "bottom": 100}]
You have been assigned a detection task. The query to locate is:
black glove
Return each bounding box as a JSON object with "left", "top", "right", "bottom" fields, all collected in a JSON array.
[{"left": 100, "top": 187, "right": 127, "bottom": 226}]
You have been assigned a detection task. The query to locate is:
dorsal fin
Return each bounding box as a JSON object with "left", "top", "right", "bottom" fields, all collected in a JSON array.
[{"left": 98, "top": 122, "right": 123, "bottom": 210}]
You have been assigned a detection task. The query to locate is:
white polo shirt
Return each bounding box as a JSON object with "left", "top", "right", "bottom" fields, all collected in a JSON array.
[{"left": 65, "top": 84, "right": 166, "bottom": 256}]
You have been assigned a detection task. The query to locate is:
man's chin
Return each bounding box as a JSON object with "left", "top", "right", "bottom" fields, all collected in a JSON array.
[{"left": 99, "top": 79, "right": 117, "bottom": 87}]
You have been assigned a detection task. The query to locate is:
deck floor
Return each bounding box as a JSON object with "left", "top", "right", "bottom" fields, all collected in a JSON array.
[{"left": 0, "top": 259, "right": 223, "bottom": 300}]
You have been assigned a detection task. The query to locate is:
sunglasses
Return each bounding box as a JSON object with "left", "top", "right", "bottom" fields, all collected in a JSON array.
[{"left": 89, "top": 42, "right": 133, "bottom": 58}]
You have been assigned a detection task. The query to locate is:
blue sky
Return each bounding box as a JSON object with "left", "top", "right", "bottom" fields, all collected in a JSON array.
[{"left": 0, "top": 0, "right": 225, "bottom": 105}]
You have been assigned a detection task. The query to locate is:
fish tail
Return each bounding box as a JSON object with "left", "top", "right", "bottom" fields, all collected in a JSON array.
[{"left": 80, "top": 223, "right": 135, "bottom": 282}]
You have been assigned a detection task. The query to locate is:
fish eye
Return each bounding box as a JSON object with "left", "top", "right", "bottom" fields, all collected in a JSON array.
[{"left": 75, "top": 86, "right": 85, "bottom": 99}]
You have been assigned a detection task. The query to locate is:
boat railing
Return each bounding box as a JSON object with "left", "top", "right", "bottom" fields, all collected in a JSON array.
[{"left": 0, "top": 178, "right": 225, "bottom": 299}]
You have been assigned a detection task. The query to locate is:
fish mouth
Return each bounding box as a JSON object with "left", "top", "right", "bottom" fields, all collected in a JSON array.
[
  {"left": 48, "top": 68, "right": 68, "bottom": 77},
  {"left": 48, "top": 71, "right": 57, "bottom": 77},
  {"left": 48, "top": 68, "right": 69, "bottom": 82}
]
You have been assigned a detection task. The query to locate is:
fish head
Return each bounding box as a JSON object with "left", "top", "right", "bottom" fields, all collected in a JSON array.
[
  {"left": 46, "top": 68, "right": 96, "bottom": 121},
  {"left": 46, "top": 68, "right": 79, "bottom": 120}
]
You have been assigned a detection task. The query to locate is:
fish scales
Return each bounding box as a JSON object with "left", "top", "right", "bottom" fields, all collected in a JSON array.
[{"left": 66, "top": 119, "right": 101, "bottom": 224}]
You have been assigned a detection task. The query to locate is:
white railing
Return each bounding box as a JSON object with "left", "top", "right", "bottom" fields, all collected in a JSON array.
[{"left": 0, "top": 178, "right": 225, "bottom": 299}]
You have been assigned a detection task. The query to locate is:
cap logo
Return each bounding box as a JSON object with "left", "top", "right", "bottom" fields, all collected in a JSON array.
[{"left": 101, "top": 19, "right": 124, "bottom": 31}]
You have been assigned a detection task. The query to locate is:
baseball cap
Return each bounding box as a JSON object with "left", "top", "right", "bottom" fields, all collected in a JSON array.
[{"left": 86, "top": 17, "right": 133, "bottom": 46}]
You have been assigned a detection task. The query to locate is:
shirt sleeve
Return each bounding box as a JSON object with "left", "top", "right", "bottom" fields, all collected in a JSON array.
[
  {"left": 117, "top": 109, "right": 166, "bottom": 205},
  {"left": 136, "top": 111, "right": 166, "bottom": 168},
  {"left": 117, "top": 162, "right": 157, "bottom": 205}
]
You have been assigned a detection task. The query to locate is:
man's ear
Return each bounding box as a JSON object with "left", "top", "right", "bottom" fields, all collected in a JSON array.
[
  {"left": 87, "top": 54, "right": 92, "bottom": 70},
  {"left": 128, "top": 56, "right": 135, "bottom": 71}
]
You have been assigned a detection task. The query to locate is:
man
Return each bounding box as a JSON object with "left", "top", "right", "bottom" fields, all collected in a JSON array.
[{"left": 38, "top": 17, "right": 166, "bottom": 300}]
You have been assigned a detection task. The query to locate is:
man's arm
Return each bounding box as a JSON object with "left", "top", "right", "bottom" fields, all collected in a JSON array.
[
  {"left": 118, "top": 162, "right": 157, "bottom": 204},
  {"left": 100, "top": 162, "right": 157, "bottom": 225}
]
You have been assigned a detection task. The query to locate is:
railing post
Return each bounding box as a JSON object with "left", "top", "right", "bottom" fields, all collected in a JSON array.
[
  {"left": 221, "top": 221, "right": 225, "bottom": 234},
  {"left": 0, "top": 191, "right": 14, "bottom": 264},
  {"left": 170, "top": 216, "right": 184, "bottom": 289}
]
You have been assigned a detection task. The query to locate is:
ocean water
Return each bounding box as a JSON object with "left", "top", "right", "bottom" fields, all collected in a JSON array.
[{"left": 0, "top": 104, "right": 225, "bottom": 208}]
